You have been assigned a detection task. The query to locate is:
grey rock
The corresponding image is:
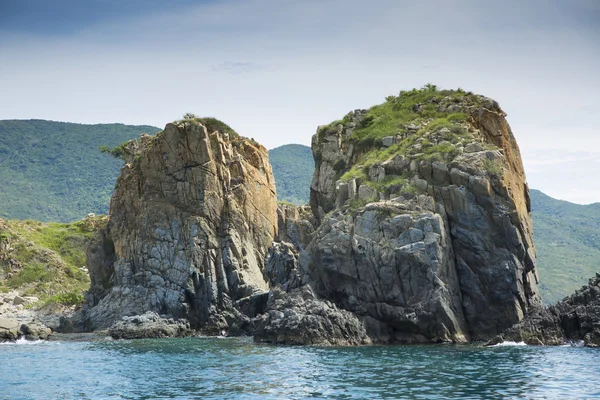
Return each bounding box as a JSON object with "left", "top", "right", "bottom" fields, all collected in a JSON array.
[
  {"left": 382, "top": 136, "right": 395, "bottom": 147},
  {"left": 304, "top": 197, "right": 469, "bottom": 343},
  {"left": 108, "top": 311, "right": 194, "bottom": 339},
  {"left": 431, "top": 162, "right": 449, "bottom": 185},
  {"left": 495, "top": 274, "right": 600, "bottom": 347},
  {"left": 464, "top": 142, "right": 484, "bottom": 153},
  {"left": 0, "top": 318, "right": 20, "bottom": 341},
  {"left": 358, "top": 185, "right": 376, "bottom": 201},
  {"left": 20, "top": 322, "right": 51, "bottom": 340},
  {"left": 336, "top": 181, "right": 349, "bottom": 208},
  {"left": 253, "top": 286, "right": 371, "bottom": 346},
  {"left": 265, "top": 242, "right": 302, "bottom": 291},
  {"left": 12, "top": 296, "right": 26, "bottom": 306},
  {"left": 347, "top": 179, "right": 357, "bottom": 199}
]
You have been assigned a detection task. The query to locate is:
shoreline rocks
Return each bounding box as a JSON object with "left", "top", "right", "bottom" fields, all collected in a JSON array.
[
  {"left": 491, "top": 274, "right": 600, "bottom": 347},
  {"left": 108, "top": 311, "right": 195, "bottom": 340}
]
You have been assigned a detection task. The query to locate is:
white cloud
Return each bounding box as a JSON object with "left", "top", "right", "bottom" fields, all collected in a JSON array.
[{"left": 0, "top": 0, "right": 599, "bottom": 203}]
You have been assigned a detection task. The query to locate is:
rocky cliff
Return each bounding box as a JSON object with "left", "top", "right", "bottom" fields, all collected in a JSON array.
[
  {"left": 83, "top": 118, "right": 278, "bottom": 331},
  {"left": 303, "top": 88, "right": 541, "bottom": 342}
]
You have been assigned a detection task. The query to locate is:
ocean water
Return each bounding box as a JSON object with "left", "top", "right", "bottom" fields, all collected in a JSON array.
[{"left": 1, "top": 337, "right": 599, "bottom": 399}]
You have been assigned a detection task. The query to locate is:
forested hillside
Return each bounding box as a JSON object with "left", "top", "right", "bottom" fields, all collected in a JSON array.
[
  {"left": 530, "top": 189, "right": 600, "bottom": 303},
  {"left": 269, "top": 144, "right": 313, "bottom": 205},
  {"left": 0, "top": 120, "right": 160, "bottom": 222}
]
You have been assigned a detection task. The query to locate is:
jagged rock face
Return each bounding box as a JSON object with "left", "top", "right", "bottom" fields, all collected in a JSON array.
[
  {"left": 253, "top": 286, "right": 371, "bottom": 346},
  {"left": 308, "top": 94, "right": 541, "bottom": 341},
  {"left": 84, "top": 121, "right": 278, "bottom": 330},
  {"left": 305, "top": 197, "right": 469, "bottom": 343},
  {"left": 496, "top": 274, "right": 600, "bottom": 346}
]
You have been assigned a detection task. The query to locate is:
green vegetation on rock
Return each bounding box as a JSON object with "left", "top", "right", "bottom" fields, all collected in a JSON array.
[
  {"left": 530, "top": 189, "right": 600, "bottom": 304},
  {"left": 321, "top": 85, "right": 484, "bottom": 198},
  {"left": 0, "top": 215, "right": 106, "bottom": 306},
  {"left": 0, "top": 120, "right": 160, "bottom": 222},
  {"left": 269, "top": 144, "right": 313, "bottom": 205}
]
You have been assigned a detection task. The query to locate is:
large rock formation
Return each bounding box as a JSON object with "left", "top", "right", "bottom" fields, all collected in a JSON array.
[
  {"left": 304, "top": 90, "right": 541, "bottom": 342},
  {"left": 83, "top": 119, "right": 278, "bottom": 331},
  {"left": 82, "top": 89, "right": 550, "bottom": 345}
]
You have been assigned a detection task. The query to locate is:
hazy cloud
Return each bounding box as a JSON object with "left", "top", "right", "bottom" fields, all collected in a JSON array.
[{"left": 0, "top": 0, "right": 598, "bottom": 203}]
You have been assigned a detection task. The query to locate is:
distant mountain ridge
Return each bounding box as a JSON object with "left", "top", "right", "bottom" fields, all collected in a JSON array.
[
  {"left": 529, "top": 189, "right": 600, "bottom": 303},
  {"left": 0, "top": 119, "right": 160, "bottom": 222}
]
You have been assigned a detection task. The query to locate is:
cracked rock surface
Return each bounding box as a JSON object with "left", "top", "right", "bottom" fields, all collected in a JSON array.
[{"left": 82, "top": 121, "right": 278, "bottom": 331}]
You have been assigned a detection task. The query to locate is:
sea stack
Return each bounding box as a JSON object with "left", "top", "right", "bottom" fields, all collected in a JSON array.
[
  {"left": 83, "top": 118, "right": 278, "bottom": 332},
  {"left": 300, "top": 88, "right": 541, "bottom": 342}
]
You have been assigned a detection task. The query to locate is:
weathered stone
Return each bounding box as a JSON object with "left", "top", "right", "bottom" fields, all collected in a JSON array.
[
  {"left": 431, "top": 161, "right": 449, "bottom": 185},
  {"left": 382, "top": 155, "right": 409, "bottom": 175},
  {"left": 465, "top": 142, "right": 484, "bottom": 153},
  {"left": 253, "top": 286, "right": 371, "bottom": 346},
  {"left": 347, "top": 178, "right": 357, "bottom": 199},
  {"left": 12, "top": 296, "right": 26, "bottom": 305},
  {"left": 20, "top": 322, "right": 51, "bottom": 340},
  {"left": 449, "top": 168, "right": 470, "bottom": 187},
  {"left": 0, "top": 318, "right": 20, "bottom": 341},
  {"left": 382, "top": 136, "right": 395, "bottom": 147},
  {"left": 265, "top": 242, "right": 303, "bottom": 291},
  {"left": 336, "top": 181, "right": 349, "bottom": 208},
  {"left": 304, "top": 197, "right": 469, "bottom": 343},
  {"left": 82, "top": 120, "right": 278, "bottom": 332},
  {"left": 357, "top": 185, "right": 376, "bottom": 201},
  {"left": 108, "top": 311, "right": 194, "bottom": 339}
]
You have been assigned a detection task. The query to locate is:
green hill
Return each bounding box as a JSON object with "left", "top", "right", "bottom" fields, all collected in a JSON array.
[
  {"left": 0, "top": 120, "right": 160, "bottom": 222},
  {"left": 269, "top": 144, "right": 313, "bottom": 205},
  {"left": 530, "top": 189, "right": 600, "bottom": 304}
]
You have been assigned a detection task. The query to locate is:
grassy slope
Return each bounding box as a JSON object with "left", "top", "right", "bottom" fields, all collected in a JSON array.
[
  {"left": 0, "top": 119, "right": 160, "bottom": 222},
  {"left": 269, "top": 144, "right": 314, "bottom": 205},
  {"left": 530, "top": 189, "right": 600, "bottom": 304},
  {"left": 0, "top": 216, "right": 106, "bottom": 305}
]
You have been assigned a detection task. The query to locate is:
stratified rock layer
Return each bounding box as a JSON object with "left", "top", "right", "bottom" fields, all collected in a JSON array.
[
  {"left": 83, "top": 120, "right": 278, "bottom": 331},
  {"left": 307, "top": 94, "right": 541, "bottom": 341}
]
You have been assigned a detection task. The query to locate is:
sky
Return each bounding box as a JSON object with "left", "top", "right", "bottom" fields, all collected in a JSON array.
[{"left": 1, "top": 0, "right": 599, "bottom": 203}]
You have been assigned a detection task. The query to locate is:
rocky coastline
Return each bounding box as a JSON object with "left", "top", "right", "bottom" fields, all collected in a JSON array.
[{"left": 3, "top": 89, "right": 599, "bottom": 346}]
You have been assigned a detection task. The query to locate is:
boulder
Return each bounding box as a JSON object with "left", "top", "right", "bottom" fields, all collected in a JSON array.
[
  {"left": 108, "top": 311, "right": 194, "bottom": 340},
  {"left": 20, "top": 322, "right": 52, "bottom": 340},
  {"left": 253, "top": 286, "right": 371, "bottom": 346},
  {"left": 382, "top": 136, "right": 395, "bottom": 147},
  {"left": 0, "top": 318, "right": 20, "bottom": 341}
]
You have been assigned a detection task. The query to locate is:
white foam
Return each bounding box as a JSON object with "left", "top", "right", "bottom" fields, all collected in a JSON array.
[
  {"left": 0, "top": 337, "right": 45, "bottom": 345},
  {"left": 492, "top": 340, "right": 527, "bottom": 347}
]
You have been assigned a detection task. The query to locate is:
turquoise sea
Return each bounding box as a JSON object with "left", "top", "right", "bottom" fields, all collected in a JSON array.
[{"left": 1, "top": 337, "right": 599, "bottom": 399}]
